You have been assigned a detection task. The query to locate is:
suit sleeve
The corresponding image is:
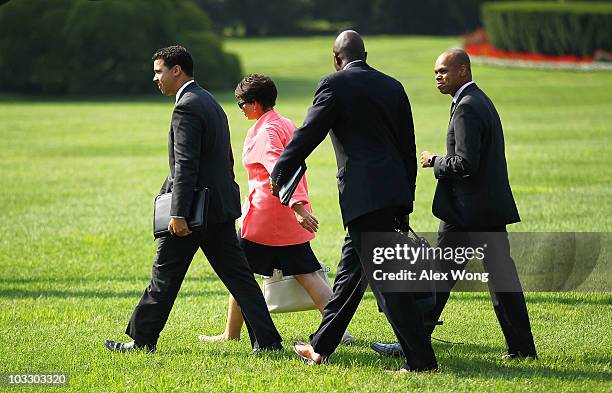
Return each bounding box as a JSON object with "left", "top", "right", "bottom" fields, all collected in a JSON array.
[
  {"left": 433, "top": 103, "right": 482, "bottom": 179},
  {"left": 170, "top": 101, "right": 203, "bottom": 217},
  {"left": 398, "top": 89, "right": 417, "bottom": 199},
  {"left": 271, "top": 77, "right": 338, "bottom": 186},
  {"left": 259, "top": 125, "right": 309, "bottom": 207}
]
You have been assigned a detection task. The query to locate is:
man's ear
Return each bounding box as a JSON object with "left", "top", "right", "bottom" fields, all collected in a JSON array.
[
  {"left": 333, "top": 53, "right": 342, "bottom": 70},
  {"left": 172, "top": 65, "right": 182, "bottom": 76},
  {"left": 459, "top": 64, "right": 467, "bottom": 78}
]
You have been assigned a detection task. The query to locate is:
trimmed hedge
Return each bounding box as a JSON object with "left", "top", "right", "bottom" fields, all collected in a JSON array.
[
  {"left": 482, "top": 2, "right": 612, "bottom": 57},
  {"left": 0, "top": 0, "right": 241, "bottom": 95}
]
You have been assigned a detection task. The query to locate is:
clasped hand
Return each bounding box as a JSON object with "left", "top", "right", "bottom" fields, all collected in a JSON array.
[
  {"left": 420, "top": 151, "right": 435, "bottom": 168},
  {"left": 168, "top": 217, "right": 192, "bottom": 237},
  {"left": 292, "top": 203, "right": 319, "bottom": 233}
]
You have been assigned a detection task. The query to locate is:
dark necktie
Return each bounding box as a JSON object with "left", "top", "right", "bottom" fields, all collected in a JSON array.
[{"left": 450, "top": 101, "right": 456, "bottom": 117}]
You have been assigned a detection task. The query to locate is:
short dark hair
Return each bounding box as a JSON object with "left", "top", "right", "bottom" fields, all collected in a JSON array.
[
  {"left": 235, "top": 74, "right": 277, "bottom": 109},
  {"left": 446, "top": 48, "right": 471, "bottom": 73},
  {"left": 152, "top": 45, "right": 194, "bottom": 77}
]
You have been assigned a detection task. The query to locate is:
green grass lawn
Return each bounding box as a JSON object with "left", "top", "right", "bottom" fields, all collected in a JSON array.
[{"left": 0, "top": 36, "right": 611, "bottom": 392}]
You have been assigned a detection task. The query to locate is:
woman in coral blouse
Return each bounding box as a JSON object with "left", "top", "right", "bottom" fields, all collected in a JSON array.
[{"left": 200, "top": 74, "right": 352, "bottom": 344}]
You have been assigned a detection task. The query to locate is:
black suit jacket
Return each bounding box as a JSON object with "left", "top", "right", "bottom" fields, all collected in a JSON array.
[
  {"left": 432, "top": 83, "right": 520, "bottom": 228},
  {"left": 160, "top": 82, "right": 241, "bottom": 225},
  {"left": 271, "top": 62, "right": 417, "bottom": 226}
]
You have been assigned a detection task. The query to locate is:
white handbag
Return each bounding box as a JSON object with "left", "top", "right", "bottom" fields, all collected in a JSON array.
[{"left": 262, "top": 264, "right": 331, "bottom": 313}]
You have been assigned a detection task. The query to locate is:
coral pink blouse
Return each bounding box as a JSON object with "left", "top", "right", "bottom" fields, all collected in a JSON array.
[{"left": 240, "top": 110, "right": 315, "bottom": 246}]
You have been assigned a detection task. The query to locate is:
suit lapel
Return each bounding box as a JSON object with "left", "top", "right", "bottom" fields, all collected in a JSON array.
[
  {"left": 167, "top": 123, "right": 174, "bottom": 183},
  {"left": 165, "top": 82, "right": 199, "bottom": 192},
  {"left": 449, "top": 83, "right": 478, "bottom": 121},
  {"left": 176, "top": 81, "right": 198, "bottom": 104}
]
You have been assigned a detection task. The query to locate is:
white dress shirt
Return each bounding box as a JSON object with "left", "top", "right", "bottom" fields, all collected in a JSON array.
[
  {"left": 175, "top": 79, "right": 195, "bottom": 103},
  {"left": 342, "top": 59, "right": 364, "bottom": 70},
  {"left": 453, "top": 80, "right": 475, "bottom": 104}
]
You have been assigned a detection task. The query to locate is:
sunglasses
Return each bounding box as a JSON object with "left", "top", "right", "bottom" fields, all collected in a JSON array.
[{"left": 237, "top": 101, "right": 252, "bottom": 109}]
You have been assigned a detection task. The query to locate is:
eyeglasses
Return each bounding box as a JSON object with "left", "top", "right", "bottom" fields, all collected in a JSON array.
[{"left": 237, "top": 101, "right": 252, "bottom": 109}]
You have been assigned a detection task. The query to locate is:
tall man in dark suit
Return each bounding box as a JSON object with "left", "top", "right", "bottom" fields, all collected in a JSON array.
[
  {"left": 372, "top": 49, "right": 536, "bottom": 359},
  {"left": 270, "top": 31, "right": 438, "bottom": 372},
  {"left": 104, "top": 46, "right": 281, "bottom": 353}
]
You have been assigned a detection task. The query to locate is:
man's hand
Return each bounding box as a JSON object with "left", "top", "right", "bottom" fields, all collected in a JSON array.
[
  {"left": 420, "top": 151, "right": 435, "bottom": 168},
  {"left": 292, "top": 203, "right": 319, "bottom": 233},
  {"left": 269, "top": 178, "right": 280, "bottom": 197},
  {"left": 168, "top": 217, "right": 192, "bottom": 237}
]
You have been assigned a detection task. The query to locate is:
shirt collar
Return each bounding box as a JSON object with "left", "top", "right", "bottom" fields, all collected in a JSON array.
[
  {"left": 342, "top": 60, "right": 364, "bottom": 70},
  {"left": 453, "top": 81, "right": 475, "bottom": 103},
  {"left": 175, "top": 79, "right": 195, "bottom": 103}
]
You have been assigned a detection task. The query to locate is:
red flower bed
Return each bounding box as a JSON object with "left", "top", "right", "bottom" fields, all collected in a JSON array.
[
  {"left": 463, "top": 28, "right": 595, "bottom": 64},
  {"left": 465, "top": 42, "right": 593, "bottom": 64}
]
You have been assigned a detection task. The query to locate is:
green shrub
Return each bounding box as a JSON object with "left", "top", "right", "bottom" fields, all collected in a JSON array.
[
  {"left": 0, "top": 0, "right": 241, "bottom": 94},
  {"left": 482, "top": 2, "right": 612, "bottom": 57}
]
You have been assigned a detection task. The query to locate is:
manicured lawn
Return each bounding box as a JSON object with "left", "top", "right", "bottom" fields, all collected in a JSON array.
[{"left": 0, "top": 36, "right": 610, "bottom": 392}]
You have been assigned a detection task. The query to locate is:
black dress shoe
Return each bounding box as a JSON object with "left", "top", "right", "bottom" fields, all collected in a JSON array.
[
  {"left": 502, "top": 351, "right": 537, "bottom": 360},
  {"left": 104, "top": 339, "right": 156, "bottom": 353},
  {"left": 370, "top": 342, "right": 403, "bottom": 357},
  {"left": 252, "top": 341, "right": 283, "bottom": 354}
]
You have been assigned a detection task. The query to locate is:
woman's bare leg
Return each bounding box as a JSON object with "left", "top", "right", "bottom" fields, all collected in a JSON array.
[
  {"left": 294, "top": 272, "right": 332, "bottom": 313},
  {"left": 198, "top": 294, "right": 243, "bottom": 341}
]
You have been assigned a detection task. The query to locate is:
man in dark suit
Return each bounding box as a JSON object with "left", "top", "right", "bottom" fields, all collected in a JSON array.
[
  {"left": 104, "top": 45, "right": 281, "bottom": 353},
  {"left": 372, "top": 49, "right": 537, "bottom": 359},
  {"left": 270, "top": 31, "right": 437, "bottom": 372}
]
